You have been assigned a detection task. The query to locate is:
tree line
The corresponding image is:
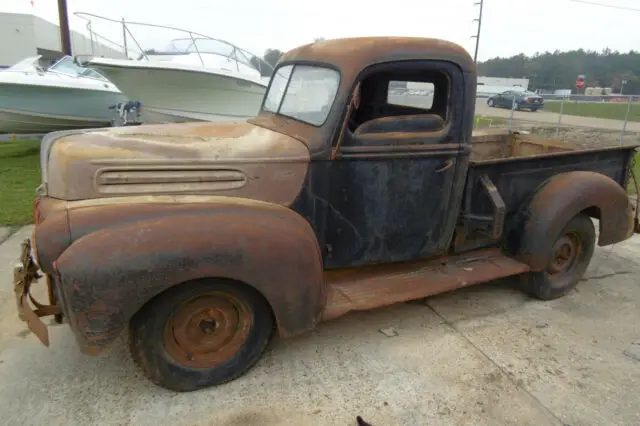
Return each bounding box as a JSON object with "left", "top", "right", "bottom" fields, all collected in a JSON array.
[
  {"left": 477, "top": 48, "right": 640, "bottom": 94},
  {"left": 255, "top": 45, "right": 640, "bottom": 96}
]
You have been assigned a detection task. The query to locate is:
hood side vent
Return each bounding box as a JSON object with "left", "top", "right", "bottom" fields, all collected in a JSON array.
[{"left": 96, "top": 167, "right": 247, "bottom": 195}]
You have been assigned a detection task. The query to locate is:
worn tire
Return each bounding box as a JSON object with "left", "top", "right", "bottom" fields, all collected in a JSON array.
[
  {"left": 520, "top": 214, "right": 595, "bottom": 300},
  {"left": 129, "top": 279, "right": 273, "bottom": 392}
]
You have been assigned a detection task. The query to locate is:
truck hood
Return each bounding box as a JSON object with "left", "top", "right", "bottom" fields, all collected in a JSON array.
[{"left": 42, "top": 120, "right": 310, "bottom": 204}]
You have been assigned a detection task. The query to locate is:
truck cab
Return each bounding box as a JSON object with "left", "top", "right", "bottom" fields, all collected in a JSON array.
[{"left": 15, "top": 37, "right": 639, "bottom": 392}]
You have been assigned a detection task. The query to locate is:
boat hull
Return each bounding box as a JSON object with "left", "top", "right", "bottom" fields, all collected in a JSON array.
[
  {"left": 88, "top": 63, "right": 267, "bottom": 124},
  {"left": 0, "top": 83, "right": 127, "bottom": 134}
]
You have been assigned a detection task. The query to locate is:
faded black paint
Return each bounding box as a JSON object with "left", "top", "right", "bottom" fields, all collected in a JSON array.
[{"left": 291, "top": 59, "right": 474, "bottom": 268}]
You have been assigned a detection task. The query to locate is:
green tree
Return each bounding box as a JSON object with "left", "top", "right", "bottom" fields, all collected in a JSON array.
[{"left": 477, "top": 49, "right": 640, "bottom": 94}]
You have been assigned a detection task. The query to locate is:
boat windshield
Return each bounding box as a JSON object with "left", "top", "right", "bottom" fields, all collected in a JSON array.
[
  {"left": 48, "top": 56, "right": 108, "bottom": 80},
  {"left": 158, "top": 38, "right": 271, "bottom": 76},
  {"left": 263, "top": 64, "right": 340, "bottom": 126}
]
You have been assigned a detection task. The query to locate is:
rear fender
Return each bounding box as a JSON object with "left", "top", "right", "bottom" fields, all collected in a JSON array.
[
  {"left": 54, "top": 199, "right": 324, "bottom": 355},
  {"left": 508, "top": 171, "right": 634, "bottom": 270}
]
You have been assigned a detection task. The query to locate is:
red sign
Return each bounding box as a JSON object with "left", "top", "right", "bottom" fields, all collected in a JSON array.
[{"left": 576, "top": 78, "right": 585, "bottom": 89}]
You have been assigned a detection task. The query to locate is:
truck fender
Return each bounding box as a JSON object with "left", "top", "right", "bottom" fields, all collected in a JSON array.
[
  {"left": 507, "top": 170, "right": 634, "bottom": 271},
  {"left": 54, "top": 201, "right": 324, "bottom": 355}
]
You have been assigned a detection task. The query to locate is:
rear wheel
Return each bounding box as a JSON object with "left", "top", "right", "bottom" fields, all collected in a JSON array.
[
  {"left": 520, "top": 214, "right": 595, "bottom": 300},
  {"left": 129, "top": 279, "right": 273, "bottom": 392}
]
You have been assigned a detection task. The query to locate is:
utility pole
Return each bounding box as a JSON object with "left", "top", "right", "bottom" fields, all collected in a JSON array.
[
  {"left": 57, "top": 0, "right": 72, "bottom": 55},
  {"left": 472, "top": 0, "right": 484, "bottom": 62}
]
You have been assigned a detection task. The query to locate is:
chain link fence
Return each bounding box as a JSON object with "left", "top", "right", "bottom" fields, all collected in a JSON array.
[{"left": 473, "top": 94, "right": 640, "bottom": 150}]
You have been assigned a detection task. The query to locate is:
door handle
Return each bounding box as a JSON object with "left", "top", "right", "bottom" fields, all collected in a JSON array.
[{"left": 435, "top": 159, "right": 453, "bottom": 173}]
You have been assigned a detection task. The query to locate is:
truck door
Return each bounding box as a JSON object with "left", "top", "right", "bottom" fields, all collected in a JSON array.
[{"left": 325, "top": 61, "right": 471, "bottom": 269}]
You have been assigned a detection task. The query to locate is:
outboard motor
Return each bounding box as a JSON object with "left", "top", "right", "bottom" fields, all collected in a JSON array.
[{"left": 109, "top": 101, "right": 143, "bottom": 127}]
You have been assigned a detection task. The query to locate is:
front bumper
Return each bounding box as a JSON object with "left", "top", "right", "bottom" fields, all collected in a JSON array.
[{"left": 13, "top": 239, "right": 62, "bottom": 347}]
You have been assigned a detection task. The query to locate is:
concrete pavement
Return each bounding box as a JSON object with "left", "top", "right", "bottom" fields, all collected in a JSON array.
[{"left": 0, "top": 226, "right": 639, "bottom": 426}]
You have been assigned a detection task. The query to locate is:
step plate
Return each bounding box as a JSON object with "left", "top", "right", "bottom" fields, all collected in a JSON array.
[{"left": 323, "top": 249, "right": 530, "bottom": 321}]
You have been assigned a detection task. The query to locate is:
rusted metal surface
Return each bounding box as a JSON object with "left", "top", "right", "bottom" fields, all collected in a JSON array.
[
  {"left": 163, "top": 291, "right": 252, "bottom": 368},
  {"left": 547, "top": 234, "right": 582, "bottom": 276},
  {"left": 280, "top": 37, "right": 475, "bottom": 79},
  {"left": 513, "top": 171, "right": 635, "bottom": 270},
  {"left": 44, "top": 120, "right": 310, "bottom": 202},
  {"left": 50, "top": 198, "right": 323, "bottom": 355},
  {"left": 13, "top": 239, "right": 62, "bottom": 346},
  {"left": 322, "top": 249, "right": 530, "bottom": 321},
  {"left": 251, "top": 37, "right": 475, "bottom": 156},
  {"left": 470, "top": 131, "right": 576, "bottom": 162}
]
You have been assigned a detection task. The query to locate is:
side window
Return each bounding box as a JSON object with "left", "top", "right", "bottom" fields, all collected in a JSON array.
[
  {"left": 340, "top": 66, "right": 451, "bottom": 147},
  {"left": 387, "top": 81, "right": 434, "bottom": 110}
]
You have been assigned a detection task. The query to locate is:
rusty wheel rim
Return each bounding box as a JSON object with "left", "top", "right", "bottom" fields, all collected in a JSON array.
[
  {"left": 163, "top": 292, "right": 253, "bottom": 368},
  {"left": 547, "top": 232, "right": 582, "bottom": 277}
]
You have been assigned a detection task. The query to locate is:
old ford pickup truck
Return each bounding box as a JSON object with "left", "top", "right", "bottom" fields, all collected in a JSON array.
[{"left": 14, "top": 37, "right": 640, "bottom": 391}]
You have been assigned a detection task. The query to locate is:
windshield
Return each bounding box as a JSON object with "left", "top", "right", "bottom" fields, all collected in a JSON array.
[
  {"left": 49, "top": 56, "right": 107, "bottom": 80},
  {"left": 263, "top": 64, "right": 340, "bottom": 126}
]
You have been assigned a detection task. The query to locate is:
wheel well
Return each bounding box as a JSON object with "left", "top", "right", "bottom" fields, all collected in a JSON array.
[
  {"left": 130, "top": 277, "right": 277, "bottom": 329},
  {"left": 581, "top": 206, "right": 601, "bottom": 220}
]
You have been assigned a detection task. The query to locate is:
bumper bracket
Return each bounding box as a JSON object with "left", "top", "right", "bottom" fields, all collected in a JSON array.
[{"left": 13, "top": 239, "right": 62, "bottom": 347}]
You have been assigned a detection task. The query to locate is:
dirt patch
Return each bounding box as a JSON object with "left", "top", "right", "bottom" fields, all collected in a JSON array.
[
  {"left": 528, "top": 125, "right": 640, "bottom": 149},
  {"left": 486, "top": 120, "right": 640, "bottom": 149}
]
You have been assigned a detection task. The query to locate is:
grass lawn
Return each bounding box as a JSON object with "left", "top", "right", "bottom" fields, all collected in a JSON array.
[
  {"left": 474, "top": 116, "right": 506, "bottom": 128},
  {"left": 628, "top": 152, "right": 640, "bottom": 195},
  {"left": 544, "top": 100, "right": 640, "bottom": 122},
  {"left": 0, "top": 140, "right": 40, "bottom": 226}
]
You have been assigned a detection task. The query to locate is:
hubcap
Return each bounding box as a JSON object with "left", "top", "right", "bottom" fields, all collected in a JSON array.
[
  {"left": 547, "top": 233, "right": 581, "bottom": 276},
  {"left": 163, "top": 292, "right": 253, "bottom": 368}
]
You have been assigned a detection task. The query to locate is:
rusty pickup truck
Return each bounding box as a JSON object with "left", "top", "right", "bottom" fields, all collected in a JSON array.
[{"left": 14, "top": 37, "right": 640, "bottom": 391}]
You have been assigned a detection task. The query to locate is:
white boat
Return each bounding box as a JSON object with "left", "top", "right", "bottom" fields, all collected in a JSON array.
[
  {"left": 0, "top": 56, "right": 127, "bottom": 134},
  {"left": 76, "top": 13, "right": 273, "bottom": 124}
]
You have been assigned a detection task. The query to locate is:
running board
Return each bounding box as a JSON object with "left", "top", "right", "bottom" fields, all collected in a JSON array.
[{"left": 322, "top": 249, "right": 530, "bottom": 321}]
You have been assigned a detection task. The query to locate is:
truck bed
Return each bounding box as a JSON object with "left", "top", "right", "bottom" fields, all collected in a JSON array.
[
  {"left": 471, "top": 129, "right": 577, "bottom": 162},
  {"left": 456, "top": 130, "right": 638, "bottom": 251}
]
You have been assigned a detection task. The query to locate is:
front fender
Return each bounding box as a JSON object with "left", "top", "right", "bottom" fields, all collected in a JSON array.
[
  {"left": 509, "top": 170, "right": 634, "bottom": 270},
  {"left": 54, "top": 199, "right": 324, "bottom": 355}
]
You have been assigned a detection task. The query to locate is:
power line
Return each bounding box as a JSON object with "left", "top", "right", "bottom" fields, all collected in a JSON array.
[
  {"left": 568, "top": 0, "right": 640, "bottom": 13},
  {"left": 471, "top": 0, "right": 484, "bottom": 63}
]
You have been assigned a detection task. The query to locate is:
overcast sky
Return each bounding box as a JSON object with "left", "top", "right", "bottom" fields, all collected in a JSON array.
[{"left": 4, "top": 0, "right": 640, "bottom": 61}]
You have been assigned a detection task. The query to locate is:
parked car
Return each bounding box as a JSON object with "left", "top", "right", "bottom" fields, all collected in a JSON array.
[
  {"left": 487, "top": 90, "right": 544, "bottom": 111},
  {"left": 14, "top": 36, "right": 639, "bottom": 392}
]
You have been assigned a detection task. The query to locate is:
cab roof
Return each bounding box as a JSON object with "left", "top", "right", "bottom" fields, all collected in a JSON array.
[{"left": 279, "top": 37, "right": 475, "bottom": 76}]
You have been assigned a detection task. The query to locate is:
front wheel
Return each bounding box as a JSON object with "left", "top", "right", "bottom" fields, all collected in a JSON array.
[
  {"left": 129, "top": 279, "right": 273, "bottom": 391},
  {"left": 520, "top": 214, "right": 595, "bottom": 300},
  {"left": 487, "top": 99, "right": 495, "bottom": 107}
]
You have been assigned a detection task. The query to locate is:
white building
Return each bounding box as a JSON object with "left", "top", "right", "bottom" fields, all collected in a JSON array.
[
  {"left": 0, "top": 12, "right": 124, "bottom": 68},
  {"left": 477, "top": 76, "right": 530, "bottom": 97}
]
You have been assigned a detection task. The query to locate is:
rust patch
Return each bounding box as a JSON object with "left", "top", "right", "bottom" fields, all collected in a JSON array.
[
  {"left": 518, "top": 171, "right": 635, "bottom": 269},
  {"left": 163, "top": 291, "right": 253, "bottom": 368},
  {"left": 322, "top": 249, "right": 530, "bottom": 321},
  {"left": 280, "top": 37, "right": 475, "bottom": 77},
  {"left": 52, "top": 199, "right": 324, "bottom": 355},
  {"left": 251, "top": 37, "right": 475, "bottom": 155},
  {"left": 13, "top": 239, "right": 62, "bottom": 347},
  {"left": 45, "top": 121, "right": 310, "bottom": 203}
]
